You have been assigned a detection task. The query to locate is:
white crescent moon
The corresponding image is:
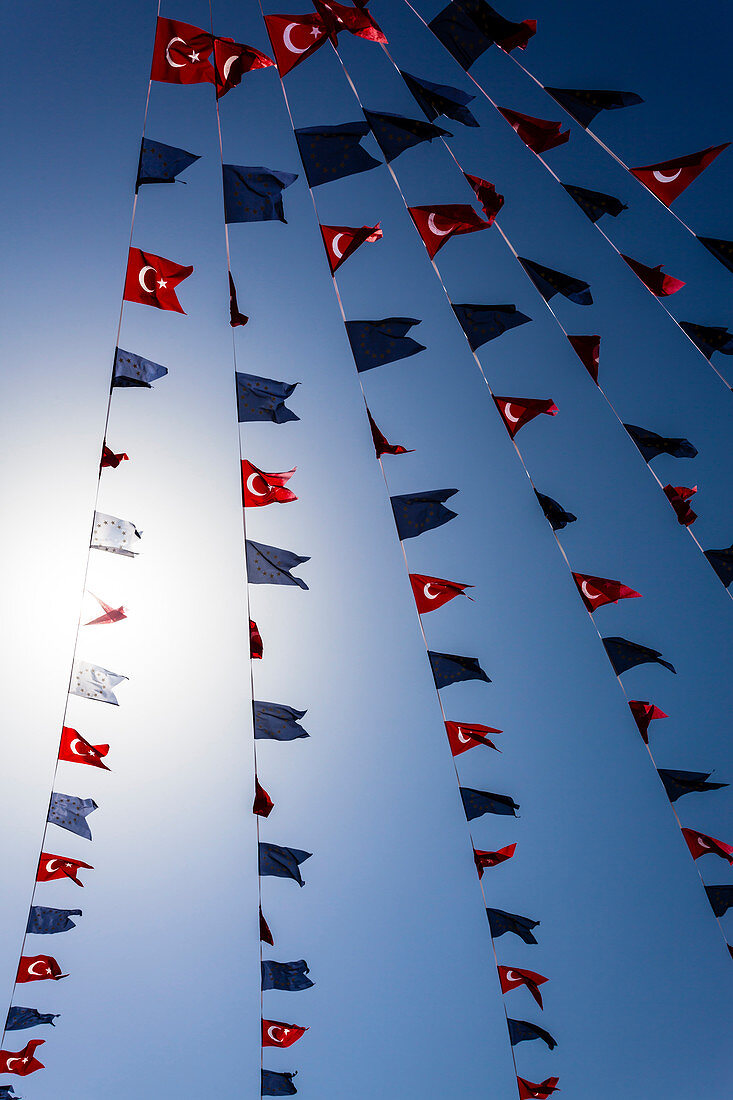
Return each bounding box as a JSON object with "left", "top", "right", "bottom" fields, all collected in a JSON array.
[
  {"left": 70, "top": 738, "right": 87, "bottom": 756},
  {"left": 5, "top": 1058, "right": 22, "bottom": 1071},
  {"left": 653, "top": 168, "right": 682, "bottom": 183},
  {"left": 28, "top": 960, "right": 47, "bottom": 977},
  {"left": 246, "top": 473, "right": 268, "bottom": 497},
  {"left": 223, "top": 55, "right": 237, "bottom": 80},
  {"left": 332, "top": 233, "right": 346, "bottom": 259},
  {"left": 504, "top": 969, "right": 520, "bottom": 982},
  {"left": 428, "top": 213, "right": 453, "bottom": 236},
  {"left": 267, "top": 1025, "right": 284, "bottom": 1042},
  {"left": 423, "top": 583, "right": 442, "bottom": 601},
  {"left": 503, "top": 403, "right": 522, "bottom": 424},
  {"left": 283, "top": 23, "right": 308, "bottom": 54},
  {"left": 138, "top": 265, "right": 156, "bottom": 294},
  {"left": 581, "top": 581, "right": 602, "bottom": 601},
  {"left": 457, "top": 727, "right": 472, "bottom": 744},
  {"left": 697, "top": 837, "right": 711, "bottom": 849},
  {"left": 44, "top": 859, "right": 61, "bottom": 873},
  {"left": 166, "top": 37, "right": 187, "bottom": 67}
]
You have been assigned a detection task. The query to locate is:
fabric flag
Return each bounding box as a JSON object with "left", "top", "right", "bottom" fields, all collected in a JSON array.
[
  {"left": 320, "top": 222, "right": 382, "bottom": 273},
  {"left": 91, "top": 511, "right": 141, "bottom": 557},
  {"left": 346, "top": 317, "right": 425, "bottom": 372},
  {"left": 410, "top": 574, "right": 472, "bottom": 613},
  {"left": 624, "top": 424, "right": 697, "bottom": 462},
  {"left": 250, "top": 619, "right": 264, "bottom": 659},
  {"left": 213, "top": 37, "right": 274, "bottom": 98},
  {"left": 85, "top": 590, "right": 127, "bottom": 626},
  {"left": 498, "top": 966, "right": 548, "bottom": 1008},
  {"left": 518, "top": 257, "right": 592, "bottom": 304},
  {"left": 262, "top": 1069, "right": 298, "bottom": 1095},
  {"left": 460, "top": 787, "right": 518, "bottom": 820},
  {"left": 253, "top": 701, "right": 309, "bottom": 742},
  {"left": 100, "top": 444, "right": 128, "bottom": 469},
  {"left": 112, "top": 347, "right": 168, "bottom": 388},
  {"left": 602, "top": 637, "right": 675, "bottom": 676},
  {"left": 499, "top": 107, "right": 569, "bottom": 153},
  {"left": 263, "top": 13, "right": 329, "bottom": 77},
  {"left": 262, "top": 960, "right": 314, "bottom": 992},
  {"left": 628, "top": 700, "right": 668, "bottom": 744},
  {"left": 391, "top": 490, "right": 458, "bottom": 539},
  {"left": 408, "top": 204, "right": 488, "bottom": 259},
  {"left": 313, "top": 0, "right": 387, "bottom": 41},
  {"left": 663, "top": 484, "right": 697, "bottom": 527},
  {"left": 58, "top": 726, "right": 110, "bottom": 769},
  {"left": 47, "top": 793, "right": 97, "bottom": 840},
  {"left": 463, "top": 175, "right": 504, "bottom": 223},
  {"left": 704, "top": 544, "right": 733, "bottom": 588},
  {"left": 453, "top": 303, "right": 530, "bottom": 350},
  {"left": 0, "top": 1040, "right": 45, "bottom": 1076},
  {"left": 494, "top": 396, "right": 558, "bottom": 438},
  {"left": 70, "top": 660, "right": 128, "bottom": 705},
  {"left": 629, "top": 143, "right": 730, "bottom": 206},
  {"left": 400, "top": 70, "right": 479, "bottom": 127},
  {"left": 567, "top": 334, "right": 600, "bottom": 382},
  {"left": 262, "top": 1020, "right": 307, "bottom": 1048},
  {"left": 0, "top": 1088, "right": 18, "bottom": 1099},
  {"left": 124, "top": 248, "right": 192, "bottom": 313},
  {"left": 658, "top": 769, "right": 727, "bottom": 802},
  {"left": 17, "top": 956, "right": 66, "bottom": 983},
  {"left": 27, "top": 907, "right": 81, "bottom": 935},
  {"left": 367, "top": 408, "right": 411, "bottom": 457},
  {"left": 223, "top": 165, "right": 298, "bottom": 224},
  {"left": 445, "top": 721, "right": 501, "bottom": 755},
  {"left": 697, "top": 235, "right": 733, "bottom": 276},
  {"left": 246, "top": 540, "right": 309, "bottom": 588},
  {"left": 242, "top": 460, "right": 297, "bottom": 507},
  {"left": 136, "top": 138, "right": 200, "bottom": 190},
  {"left": 259, "top": 843, "right": 312, "bottom": 885},
  {"left": 545, "top": 87, "right": 643, "bottom": 127},
  {"left": 678, "top": 321, "right": 733, "bottom": 359},
  {"left": 236, "top": 371, "right": 299, "bottom": 423},
  {"left": 507, "top": 1018, "right": 557, "bottom": 1049},
  {"left": 229, "top": 273, "right": 249, "bottom": 327},
  {"left": 517, "top": 1076, "right": 561, "bottom": 1099},
  {"left": 705, "top": 885, "right": 733, "bottom": 917},
  {"left": 681, "top": 827, "right": 733, "bottom": 863},
  {"left": 294, "top": 122, "right": 380, "bottom": 186},
  {"left": 254, "top": 778, "right": 275, "bottom": 819},
  {"left": 475, "top": 844, "right": 516, "bottom": 877},
  {"left": 620, "top": 253, "right": 685, "bottom": 296},
  {"left": 430, "top": 651, "right": 490, "bottom": 688},
  {"left": 260, "top": 908, "right": 275, "bottom": 946},
  {"left": 535, "top": 490, "right": 576, "bottom": 530},
  {"left": 562, "top": 182, "right": 627, "bottom": 222},
  {"left": 429, "top": 2, "right": 536, "bottom": 69},
  {"left": 487, "top": 907, "right": 539, "bottom": 944},
  {"left": 150, "top": 17, "right": 215, "bottom": 84},
  {"left": 37, "top": 853, "right": 93, "bottom": 887},
  {"left": 363, "top": 110, "right": 449, "bottom": 163},
  {"left": 572, "top": 572, "right": 641, "bottom": 613},
  {"left": 5, "top": 1008, "right": 58, "bottom": 1031}
]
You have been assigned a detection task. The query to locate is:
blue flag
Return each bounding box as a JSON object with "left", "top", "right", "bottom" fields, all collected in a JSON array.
[
  {"left": 27, "top": 906, "right": 82, "bottom": 934},
  {"left": 562, "top": 183, "right": 627, "bottom": 223},
  {"left": 363, "top": 109, "right": 449, "bottom": 163},
  {"left": 47, "top": 793, "right": 97, "bottom": 840},
  {"left": 136, "top": 138, "right": 200, "bottom": 189},
  {"left": 460, "top": 786, "right": 518, "bottom": 820},
  {"left": 624, "top": 423, "right": 697, "bottom": 462},
  {"left": 535, "top": 490, "right": 577, "bottom": 530},
  {"left": 428, "top": 2, "right": 494, "bottom": 69},
  {"left": 236, "top": 372, "right": 299, "bottom": 423},
  {"left": 400, "top": 71, "right": 478, "bottom": 127},
  {"left": 705, "top": 885, "right": 733, "bottom": 917},
  {"left": 5, "top": 1007, "right": 58, "bottom": 1031},
  {"left": 246, "top": 541, "right": 309, "bottom": 588},
  {"left": 545, "top": 87, "right": 643, "bottom": 128},
  {"left": 657, "top": 769, "right": 727, "bottom": 802},
  {"left": 262, "top": 1070, "right": 298, "bottom": 1096},
  {"left": 487, "top": 907, "right": 539, "bottom": 944},
  {"left": 428, "top": 651, "right": 490, "bottom": 688},
  {"left": 254, "top": 701, "right": 309, "bottom": 741},
  {"left": 697, "top": 235, "right": 733, "bottom": 276},
  {"left": 262, "top": 960, "right": 314, "bottom": 991},
  {"left": 223, "top": 165, "right": 298, "bottom": 223},
  {"left": 294, "top": 122, "right": 380, "bottom": 187},
  {"left": 519, "top": 256, "right": 593, "bottom": 305},
  {"left": 346, "top": 317, "right": 426, "bottom": 373},
  {"left": 391, "top": 490, "right": 458, "bottom": 539},
  {"left": 0, "top": 1088, "right": 19, "bottom": 1099},
  {"left": 259, "top": 844, "right": 312, "bottom": 886},
  {"left": 113, "top": 347, "right": 168, "bottom": 388},
  {"left": 508, "top": 1018, "right": 557, "bottom": 1049},
  {"left": 679, "top": 321, "right": 733, "bottom": 359},
  {"left": 603, "top": 637, "right": 676, "bottom": 676},
  {"left": 704, "top": 545, "right": 733, "bottom": 588},
  {"left": 452, "top": 303, "right": 531, "bottom": 350}
]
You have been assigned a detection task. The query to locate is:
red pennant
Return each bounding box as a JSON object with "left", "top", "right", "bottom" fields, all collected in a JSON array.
[
  {"left": 250, "top": 619, "right": 264, "bottom": 659},
  {"left": 498, "top": 965, "right": 548, "bottom": 1008},
  {"left": 17, "top": 955, "right": 67, "bottom": 983},
  {"left": 0, "top": 1040, "right": 45, "bottom": 1076},
  {"left": 499, "top": 107, "right": 569, "bottom": 153},
  {"left": 213, "top": 37, "right": 274, "bottom": 98},
  {"left": 410, "top": 574, "right": 473, "bottom": 613},
  {"left": 628, "top": 700, "right": 668, "bottom": 744},
  {"left": 260, "top": 907, "right": 274, "bottom": 946},
  {"left": 498, "top": 18, "right": 537, "bottom": 51},
  {"left": 37, "top": 853, "right": 93, "bottom": 887},
  {"left": 101, "top": 444, "right": 129, "bottom": 469},
  {"left": 682, "top": 827, "right": 733, "bottom": 863},
  {"left": 253, "top": 778, "right": 274, "bottom": 818},
  {"left": 229, "top": 272, "right": 249, "bottom": 327},
  {"left": 124, "top": 248, "right": 193, "bottom": 314},
  {"left": 263, "top": 13, "right": 329, "bottom": 77},
  {"left": 567, "top": 334, "right": 600, "bottom": 383},
  {"left": 320, "top": 222, "right": 382, "bottom": 272},
  {"left": 262, "top": 1019, "right": 308, "bottom": 1047},
  {"left": 572, "top": 572, "right": 642, "bottom": 613},
  {"left": 242, "top": 459, "right": 297, "bottom": 507},
  {"left": 408, "top": 204, "right": 488, "bottom": 259},
  {"left": 494, "top": 396, "right": 558, "bottom": 438},
  {"left": 463, "top": 174, "right": 504, "bottom": 224},
  {"left": 475, "top": 844, "right": 516, "bottom": 877},
  {"left": 663, "top": 484, "right": 697, "bottom": 526},
  {"left": 367, "top": 408, "right": 411, "bottom": 457},
  {"left": 630, "top": 143, "right": 730, "bottom": 206},
  {"left": 314, "top": 1, "right": 387, "bottom": 41},
  {"left": 445, "top": 721, "right": 501, "bottom": 756},
  {"left": 85, "top": 594, "right": 126, "bottom": 625},
  {"left": 58, "top": 726, "right": 110, "bottom": 770},
  {"left": 517, "top": 1076, "right": 561, "bottom": 1099},
  {"left": 150, "top": 17, "right": 215, "bottom": 85},
  {"left": 620, "top": 254, "right": 685, "bottom": 296}
]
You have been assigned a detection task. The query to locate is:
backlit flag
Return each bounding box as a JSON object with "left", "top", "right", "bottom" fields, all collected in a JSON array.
[
  {"left": 545, "top": 87, "right": 643, "bottom": 127},
  {"left": 624, "top": 424, "right": 697, "bottom": 462},
  {"left": 313, "top": 0, "right": 387, "bottom": 41},
  {"left": 91, "top": 511, "right": 141, "bottom": 557},
  {"left": 263, "top": 13, "right": 329, "bottom": 77},
  {"left": 663, "top": 484, "right": 697, "bottom": 527},
  {"left": 5, "top": 1008, "right": 58, "bottom": 1032},
  {"left": 70, "top": 660, "right": 128, "bottom": 705},
  {"left": 475, "top": 844, "right": 516, "bottom": 877},
  {"left": 254, "top": 701, "right": 309, "bottom": 742},
  {"left": 48, "top": 793, "right": 97, "bottom": 840},
  {"left": 136, "top": 138, "right": 200, "bottom": 189},
  {"left": 628, "top": 700, "right": 668, "bottom": 744},
  {"left": 430, "top": 651, "right": 490, "bottom": 688},
  {"left": 391, "top": 490, "right": 458, "bottom": 539},
  {"left": 113, "top": 347, "right": 168, "bottom": 388},
  {"left": 0, "top": 1088, "right": 18, "bottom": 1100},
  {"left": 705, "top": 885, "right": 733, "bottom": 917},
  {"left": 254, "top": 779, "right": 275, "bottom": 819},
  {"left": 494, "top": 396, "right": 558, "bottom": 438},
  {"left": 681, "top": 827, "right": 733, "bottom": 863},
  {"left": 246, "top": 540, "right": 309, "bottom": 588},
  {"left": 704, "top": 544, "right": 733, "bottom": 587},
  {"left": 630, "top": 143, "right": 730, "bottom": 205},
  {"left": 100, "top": 445, "right": 128, "bottom": 469},
  {"left": 507, "top": 1018, "right": 557, "bottom": 1050},
  {"left": 498, "top": 966, "right": 548, "bottom": 1008},
  {"left": 262, "top": 960, "right": 314, "bottom": 991},
  {"left": 229, "top": 273, "right": 249, "bottom": 327},
  {"left": 236, "top": 371, "right": 299, "bottom": 423},
  {"left": 517, "top": 1076, "right": 560, "bottom": 1099},
  {"left": 294, "top": 122, "right": 380, "bottom": 186},
  {"left": 124, "top": 248, "right": 193, "bottom": 313},
  {"left": 17, "top": 956, "right": 66, "bottom": 983},
  {"left": 27, "top": 907, "right": 81, "bottom": 935},
  {"left": 678, "top": 321, "right": 733, "bottom": 359},
  {"left": 401, "top": 71, "right": 479, "bottom": 127},
  {"left": 320, "top": 222, "right": 382, "bottom": 273},
  {"left": 37, "top": 853, "right": 93, "bottom": 887},
  {"left": 445, "top": 721, "right": 501, "bottom": 755},
  {"left": 262, "top": 1069, "right": 298, "bottom": 1095},
  {"left": 259, "top": 844, "right": 312, "bottom": 885},
  {"left": 453, "top": 304, "right": 530, "bottom": 350},
  {"left": 367, "top": 408, "right": 411, "bottom": 457},
  {"left": 262, "top": 1020, "right": 308, "bottom": 1047},
  {"left": 572, "top": 572, "right": 641, "bottom": 612},
  {"left": 602, "top": 637, "right": 675, "bottom": 676},
  {"left": 562, "top": 182, "right": 627, "bottom": 222},
  {"left": 567, "top": 334, "right": 600, "bottom": 383},
  {"left": 499, "top": 107, "right": 569, "bottom": 153},
  {"left": 620, "top": 253, "right": 685, "bottom": 296},
  {"left": 410, "top": 574, "right": 473, "bottom": 613},
  {"left": 223, "top": 165, "right": 298, "bottom": 223},
  {"left": 429, "top": 2, "right": 536, "bottom": 69},
  {"left": 463, "top": 175, "right": 505, "bottom": 223},
  {"left": 58, "top": 726, "right": 110, "bottom": 770},
  {"left": 213, "top": 37, "right": 274, "bottom": 97},
  {"left": 460, "top": 787, "right": 518, "bottom": 820},
  {"left": 518, "top": 257, "right": 592, "bottom": 304},
  {"left": 250, "top": 620, "right": 264, "bottom": 659},
  {"left": 260, "top": 908, "right": 274, "bottom": 946},
  {"left": 363, "top": 110, "right": 449, "bottom": 163},
  {"left": 697, "top": 235, "right": 733, "bottom": 276},
  {"left": 535, "top": 490, "right": 576, "bottom": 530},
  {"left": 85, "top": 594, "right": 126, "bottom": 625},
  {"left": 658, "top": 769, "right": 727, "bottom": 802},
  {"left": 242, "top": 460, "right": 297, "bottom": 507},
  {"left": 346, "top": 317, "right": 426, "bottom": 372},
  {"left": 0, "top": 1040, "right": 45, "bottom": 1076},
  {"left": 408, "top": 204, "right": 489, "bottom": 259},
  {"left": 150, "top": 17, "right": 215, "bottom": 84},
  {"left": 487, "top": 907, "right": 539, "bottom": 944}
]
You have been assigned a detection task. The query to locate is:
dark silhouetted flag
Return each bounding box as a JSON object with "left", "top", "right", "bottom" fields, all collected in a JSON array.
[
  {"left": 567, "top": 334, "right": 600, "bottom": 382},
  {"left": 624, "top": 424, "right": 697, "bottom": 462},
  {"left": 0, "top": 1088, "right": 18, "bottom": 1099},
  {"left": 363, "top": 109, "right": 449, "bottom": 163},
  {"left": 508, "top": 1018, "right": 557, "bottom": 1049},
  {"left": 682, "top": 827, "right": 733, "bottom": 863},
  {"left": 260, "top": 908, "right": 274, "bottom": 945},
  {"left": 453, "top": 304, "right": 530, "bottom": 350},
  {"left": 236, "top": 372, "right": 299, "bottom": 423},
  {"left": 562, "top": 182, "right": 627, "bottom": 222},
  {"left": 259, "top": 844, "right": 312, "bottom": 885},
  {"left": 630, "top": 143, "right": 730, "bottom": 205},
  {"left": 314, "top": 1, "right": 387, "bottom": 41},
  {"left": 58, "top": 726, "right": 110, "bottom": 770},
  {"left": 262, "top": 1069, "right": 298, "bottom": 1095},
  {"left": 704, "top": 544, "right": 733, "bottom": 587},
  {"left": 254, "top": 779, "right": 274, "bottom": 819},
  {"left": 320, "top": 222, "right": 382, "bottom": 272},
  {"left": 518, "top": 257, "right": 592, "bottom": 304},
  {"left": 113, "top": 347, "right": 168, "bottom": 388},
  {"left": 213, "top": 37, "right": 274, "bottom": 98},
  {"left": 678, "top": 321, "right": 733, "bottom": 359},
  {"left": 223, "top": 165, "right": 298, "bottom": 223},
  {"left": 346, "top": 316, "right": 426, "bottom": 372},
  {"left": 487, "top": 907, "right": 539, "bottom": 944},
  {"left": 445, "top": 721, "right": 501, "bottom": 755},
  {"left": 603, "top": 637, "right": 675, "bottom": 676},
  {"left": 151, "top": 17, "right": 214, "bottom": 84},
  {"left": 545, "top": 87, "right": 642, "bottom": 127},
  {"left": 250, "top": 619, "right": 264, "bottom": 659},
  {"left": 0, "top": 1040, "right": 45, "bottom": 1076},
  {"left": 409, "top": 204, "right": 488, "bottom": 259},
  {"left": 262, "top": 960, "right": 314, "bottom": 991},
  {"left": 705, "top": 885, "right": 733, "bottom": 917},
  {"left": 37, "top": 853, "right": 93, "bottom": 887},
  {"left": 16, "top": 956, "right": 66, "bottom": 984},
  {"left": 572, "top": 572, "right": 641, "bottom": 612},
  {"left": 697, "top": 235, "right": 733, "bottom": 275},
  {"left": 494, "top": 396, "right": 558, "bottom": 438},
  {"left": 229, "top": 273, "right": 248, "bottom": 327},
  {"left": 663, "top": 484, "right": 697, "bottom": 526},
  {"left": 401, "top": 70, "right": 478, "bottom": 127},
  {"left": 254, "top": 701, "right": 309, "bottom": 742},
  {"left": 429, "top": 2, "right": 536, "bottom": 69},
  {"left": 242, "top": 460, "right": 297, "bottom": 507},
  {"left": 430, "top": 652, "right": 490, "bottom": 688},
  {"left": 27, "top": 907, "right": 81, "bottom": 935},
  {"left": 295, "top": 122, "right": 380, "bottom": 186},
  {"left": 499, "top": 107, "right": 569, "bottom": 153},
  {"left": 410, "top": 574, "right": 472, "bottom": 613},
  {"left": 391, "top": 489, "right": 458, "bottom": 539},
  {"left": 101, "top": 444, "right": 128, "bottom": 469},
  {"left": 620, "top": 253, "right": 685, "bottom": 296},
  {"left": 475, "top": 844, "right": 516, "bottom": 877},
  {"left": 535, "top": 490, "right": 576, "bottom": 530},
  {"left": 460, "top": 786, "right": 518, "bottom": 820},
  {"left": 5, "top": 1008, "right": 58, "bottom": 1031},
  {"left": 124, "top": 248, "right": 193, "bottom": 313},
  {"left": 84, "top": 593, "right": 126, "bottom": 625},
  {"left": 264, "top": 13, "right": 329, "bottom": 76},
  {"left": 463, "top": 174, "right": 504, "bottom": 222},
  {"left": 246, "top": 540, "right": 309, "bottom": 588},
  {"left": 628, "top": 700, "right": 667, "bottom": 744},
  {"left": 518, "top": 1076, "right": 560, "bottom": 1099},
  {"left": 499, "top": 966, "right": 548, "bottom": 1008},
  {"left": 658, "top": 769, "right": 727, "bottom": 802},
  {"left": 367, "top": 408, "right": 411, "bottom": 457},
  {"left": 136, "top": 138, "right": 200, "bottom": 189},
  {"left": 47, "top": 793, "right": 97, "bottom": 840},
  {"left": 262, "top": 1019, "right": 308, "bottom": 1047}
]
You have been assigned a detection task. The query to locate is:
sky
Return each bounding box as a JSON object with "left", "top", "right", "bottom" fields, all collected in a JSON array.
[{"left": 1, "top": 1, "right": 732, "bottom": 1097}]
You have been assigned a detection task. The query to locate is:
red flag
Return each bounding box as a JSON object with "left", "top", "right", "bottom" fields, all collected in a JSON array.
[
  {"left": 124, "top": 248, "right": 193, "bottom": 314},
  {"left": 567, "top": 334, "right": 600, "bottom": 383},
  {"left": 37, "top": 853, "right": 93, "bottom": 887},
  {"left": 682, "top": 827, "right": 733, "bottom": 863},
  {"left": 253, "top": 778, "right": 274, "bottom": 818},
  {"left": 263, "top": 13, "right": 330, "bottom": 77},
  {"left": 663, "top": 484, "right": 697, "bottom": 526},
  {"left": 445, "top": 721, "right": 501, "bottom": 756},
  {"left": 101, "top": 444, "right": 129, "bottom": 469},
  {"left": 517, "top": 1076, "right": 561, "bottom": 1099},
  {"left": 213, "top": 37, "right": 274, "bottom": 98},
  {"left": 572, "top": 572, "right": 641, "bottom": 613},
  {"left": 262, "top": 1019, "right": 308, "bottom": 1047},
  {"left": 620, "top": 254, "right": 685, "bottom": 296},
  {"left": 229, "top": 272, "right": 249, "bottom": 327},
  {"left": 498, "top": 19, "right": 537, "bottom": 52},
  {"left": 58, "top": 726, "right": 110, "bottom": 770},
  {"left": 628, "top": 700, "right": 668, "bottom": 744},
  {"left": 410, "top": 574, "right": 473, "bottom": 613},
  {"left": 630, "top": 143, "right": 730, "bottom": 206},
  {"left": 17, "top": 955, "right": 67, "bottom": 983},
  {"left": 260, "top": 907, "right": 274, "bottom": 945},
  {"left": 494, "top": 396, "right": 558, "bottom": 438},
  {"left": 499, "top": 965, "right": 548, "bottom": 1008},
  {"left": 85, "top": 594, "right": 126, "bottom": 625},
  {"left": 475, "top": 844, "right": 516, "bottom": 877},
  {"left": 150, "top": 17, "right": 215, "bottom": 84},
  {"left": 0, "top": 1040, "right": 45, "bottom": 1076},
  {"left": 320, "top": 222, "right": 382, "bottom": 272},
  {"left": 499, "top": 107, "right": 569, "bottom": 153},
  {"left": 241, "top": 459, "right": 297, "bottom": 506},
  {"left": 250, "top": 619, "right": 264, "bottom": 659},
  {"left": 314, "top": 1, "right": 387, "bottom": 41},
  {"left": 463, "top": 174, "right": 504, "bottom": 224},
  {"left": 408, "top": 204, "right": 488, "bottom": 259},
  {"left": 367, "top": 408, "right": 411, "bottom": 457}
]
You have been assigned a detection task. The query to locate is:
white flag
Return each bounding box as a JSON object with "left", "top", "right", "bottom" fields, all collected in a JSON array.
[
  {"left": 70, "top": 660, "right": 128, "bottom": 705},
  {"left": 91, "top": 511, "right": 141, "bottom": 557}
]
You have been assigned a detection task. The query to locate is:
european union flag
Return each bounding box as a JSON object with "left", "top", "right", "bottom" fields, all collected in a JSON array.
[
  {"left": 0, "top": 1088, "right": 18, "bottom": 1099},
  {"left": 602, "top": 637, "right": 676, "bottom": 676},
  {"left": 679, "top": 321, "right": 733, "bottom": 359},
  {"left": 47, "top": 793, "right": 97, "bottom": 840},
  {"left": 254, "top": 701, "right": 309, "bottom": 741},
  {"left": 705, "top": 885, "right": 733, "bottom": 917},
  {"left": 657, "top": 769, "right": 727, "bottom": 802},
  {"left": 508, "top": 1018, "right": 557, "bottom": 1050},
  {"left": 519, "top": 257, "right": 593, "bottom": 305},
  {"left": 460, "top": 787, "right": 518, "bottom": 820},
  {"left": 562, "top": 183, "right": 627, "bottom": 223},
  {"left": 235, "top": 371, "right": 299, "bottom": 423},
  {"left": 428, "top": 3, "right": 493, "bottom": 69},
  {"left": 294, "top": 122, "right": 380, "bottom": 187},
  {"left": 545, "top": 87, "right": 643, "bottom": 128},
  {"left": 487, "top": 907, "right": 539, "bottom": 944},
  {"left": 112, "top": 347, "right": 168, "bottom": 388},
  {"left": 391, "top": 490, "right": 458, "bottom": 539},
  {"left": 429, "top": 651, "right": 491, "bottom": 688},
  {"left": 363, "top": 110, "right": 449, "bottom": 163},
  {"left": 624, "top": 423, "right": 697, "bottom": 462},
  {"left": 346, "top": 317, "right": 426, "bottom": 373},
  {"left": 222, "top": 165, "right": 298, "bottom": 223},
  {"left": 704, "top": 544, "right": 733, "bottom": 588},
  {"left": 27, "top": 906, "right": 82, "bottom": 935},
  {"left": 262, "top": 960, "right": 314, "bottom": 991},
  {"left": 535, "top": 490, "right": 577, "bottom": 530},
  {"left": 136, "top": 138, "right": 200, "bottom": 190},
  {"left": 452, "top": 303, "right": 531, "bottom": 350},
  {"left": 259, "top": 843, "right": 312, "bottom": 886},
  {"left": 697, "top": 235, "right": 733, "bottom": 275},
  {"left": 5, "top": 1007, "right": 58, "bottom": 1031},
  {"left": 400, "top": 71, "right": 479, "bottom": 127},
  {"left": 246, "top": 540, "right": 309, "bottom": 588},
  {"left": 262, "top": 1069, "right": 298, "bottom": 1096}
]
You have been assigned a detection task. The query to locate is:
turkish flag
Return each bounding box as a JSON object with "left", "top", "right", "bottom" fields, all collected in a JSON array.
[
  {"left": 0, "top": 1040, "right": 45, "bottom": 1076},
  {"left": 17, "top": 955, "right": 67, "bottom": 983},
  {"left": 621, "top": 254, "right": 685, "bottom": 296},
  {"left": 101, "top": 444, "right": 128, "bottom": 468},
  {"left": 250, "top": 619, "right": 264, "bottom": 659},
  {"left": 213, "top": 37, "right": 274, "bottom": 98},
  {"left": 567, "top": 334, "right": 600, "bottom": 383},
  {"left": 517, "top": 1076, "right": 561, "bottom": 1099},
  {"left": 260, "top": 907, "right": 274, "bottom": 945},
  {"left": 628, "top": 700, "right": 668, "bottom": 744},
  {"left": 445, "top": 721, "right": 501, "bottom": 756},
  {"left": 475, "top": 844, "right": 516, "bottom": 877},
  {"left": 85, "top": 594, "right": 126, "bottom": 625},
  {"left": 410, "top": 574, "right": 472, "bottom": 613},
  {"left": 253, "top": 778, "right": 274, "bottom": 818},
  {"left": 408, "top": 204, "right": 488, "bottom": 259},
  {"left": 498, "top": 19, "right": 537, "bottom": 52},
  {"left": 124, "top": 248, "right": 193, "bottom": 314},
  {"left": 463, "top": 174, "right": 504, "bottom": 224},
  {"left": 367, "top": 408, "right": 411, "bottom": 457},
  {"left": 320, "top": 222, "right": 382, "bottom": 272},
  {"left": 494, "top": 396, "right": 558, "bottom": 438},
  {"left": 314, "top": 1, "right": 387, "bottom": 41},
  {"left": 58, "top": 726, "right": 110, "bottom": 770},
  {"left": 682, "top": 827, "right": 733, "bottom": 863},
  {"left": 498, "top": 965, "right": 548, "bottom": 1008},
  {"left": 37, "top": 852, "right": 93, "bottom": 887},
  {"left": 630, "top": 143, "right": 730, "bottom": 206},
  {"left": 663, "top": 484, "right": 697, "bottom": 526},
  {"left": 262, "top": 1019, "right": 308, "bottom": 1047},
  {"left": 150, "top": 17, "right": 215, "bottom": 84},
  {"left": 499, "top": 107, "right": 569, "bottom": 153},
  {"left": 572, "top": 572, "right": 642, "bottom": 613},
  {"left": 264, "top": 14, "right": 329, "bottom": 77},
  {"left": 241, "top": 460, "right": 297, "bottom": 507}
]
